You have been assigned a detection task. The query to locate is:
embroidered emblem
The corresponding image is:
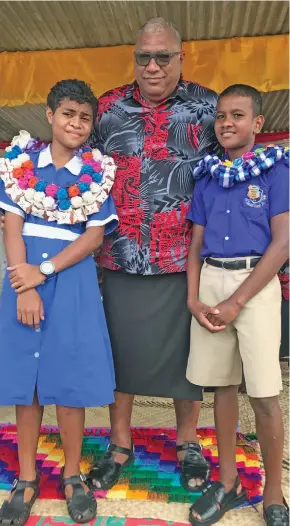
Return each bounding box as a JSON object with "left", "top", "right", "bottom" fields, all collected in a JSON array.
[{"left": 245, "top": 185, "right": 266, "bottom": 208}]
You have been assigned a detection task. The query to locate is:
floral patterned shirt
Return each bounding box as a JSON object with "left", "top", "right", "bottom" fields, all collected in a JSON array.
[{"left": 90, "top": 79, "right": 219, "bottom": 274}]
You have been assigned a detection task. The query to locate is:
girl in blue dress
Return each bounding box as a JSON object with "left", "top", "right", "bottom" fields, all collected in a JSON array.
[{"left": 0, "top": 80, "right": 118, "bottom": 524}]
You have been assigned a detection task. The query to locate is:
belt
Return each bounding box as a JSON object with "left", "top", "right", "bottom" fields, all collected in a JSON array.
[{"left": 205, "top": 257, "right": 261, "bottom": 270}]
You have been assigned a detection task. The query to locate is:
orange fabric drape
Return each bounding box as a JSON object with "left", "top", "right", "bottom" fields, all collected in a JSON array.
[{"left": 0, "top": 34, "right": 288, "bottom": 107}]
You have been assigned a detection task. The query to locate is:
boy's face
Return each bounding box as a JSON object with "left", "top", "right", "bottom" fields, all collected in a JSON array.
[
  {"left": 215, "top": 95, "right": 264, "bottom": 154},
  {"left": 46, "top": 99, "right": 93, "bottom": 149}
]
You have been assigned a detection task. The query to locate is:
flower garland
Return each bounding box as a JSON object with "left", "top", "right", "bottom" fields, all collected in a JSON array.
[
  {"left": 0, "top": 131, "right": 116, "bottom": 224},
  {"left": 193, "top": 144, "right": 289, "bottom": 188}
]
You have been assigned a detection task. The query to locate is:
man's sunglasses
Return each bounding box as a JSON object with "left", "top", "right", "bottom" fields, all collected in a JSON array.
[{"left": 134, "top": 51, "right": 180, "bottom": 67}]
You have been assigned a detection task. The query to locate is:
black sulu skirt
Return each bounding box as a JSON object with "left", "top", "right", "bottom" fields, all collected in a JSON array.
[{"left": 102, "top": 269, "right": 203, "bottom": 401}]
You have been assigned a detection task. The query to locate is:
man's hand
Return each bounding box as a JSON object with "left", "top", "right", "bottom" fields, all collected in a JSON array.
[
  {"left": 188, "top": 299, "right": 226, "bottom": 333},
  {"left": 17, "top": 289, "right": 45, "bottom": 329},
  {"left": 207, "top": 298, "right": 241, "bottom": 327},
  {"left": 8, "top": 263, "right": 46, "bottom": 293}
]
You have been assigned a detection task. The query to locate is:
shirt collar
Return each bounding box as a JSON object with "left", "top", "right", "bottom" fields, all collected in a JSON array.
[
  {"left": 37, "top": 145, "right": 83, "bottom": 176},
  {"left": 124, "top": 78, "right": 188, "bottom": 105}
]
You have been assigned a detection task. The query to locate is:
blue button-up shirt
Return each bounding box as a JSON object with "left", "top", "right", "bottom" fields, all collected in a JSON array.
[{"left": 187, "top": 159, "right": 289, "bottom": 259}]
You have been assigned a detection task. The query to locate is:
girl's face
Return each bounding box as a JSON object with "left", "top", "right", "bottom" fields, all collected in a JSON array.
[
  {"left": 46, "top": 98, "right": 93, "bottom": 150},
  {"left": 215, "top": 95, "right": 264, "bottom": 159}
]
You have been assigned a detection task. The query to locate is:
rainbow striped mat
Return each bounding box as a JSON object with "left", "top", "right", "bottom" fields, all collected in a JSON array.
[
  {"left": 20, "top": 518, "right": 189, "bottom": 526},
  {"left": 0, "top": 425, "right": 262, "bottom": 506}
]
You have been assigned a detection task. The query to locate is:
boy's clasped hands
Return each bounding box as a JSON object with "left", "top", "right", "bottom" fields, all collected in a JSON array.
[{"left": 188, "top": 298, "right": 242, "bottom": 332}]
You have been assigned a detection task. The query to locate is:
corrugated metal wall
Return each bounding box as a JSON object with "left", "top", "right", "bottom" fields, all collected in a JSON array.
[{"left": 0, "top": 0, "right": 289, "bottom": 51}]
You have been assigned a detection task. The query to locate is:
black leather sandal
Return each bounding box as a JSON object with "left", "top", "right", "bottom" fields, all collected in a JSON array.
[
  {"left": 177, "top": 442, "right": 210, "bottom": 492},
  {"left": 189, "top": 476, "right": 247, "bottom": 525},
  {"left": 263, "top": 498, "right": 289, "bottom": 526},
  {"left": 0, "top": 472, "right": 40, "bottom": 526},
  {"left": 87, "top": 442, "right": 135, "bottom": 491},
  {"left": 61, "top": 470, "right": 97, "bottom": 523}
]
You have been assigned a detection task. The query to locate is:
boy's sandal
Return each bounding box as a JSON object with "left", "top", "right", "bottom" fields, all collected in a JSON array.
[
  {"left": 61, "top": 469, "right": 97, "bottom": 524},
  {"left": 263, "top": 498, "right": 289, "bottom": 526},
  {"left": 176, "top": 442, "right": 210, "bottom": 492},
  {"left": 87, "top": 442, "right": 135, "bottom": 491},
  {"left": 0, "top": 472, "right": 40, "bottom": 526},
  {"left": 189, "top": 476, "right": 247, "bottom": 526}
]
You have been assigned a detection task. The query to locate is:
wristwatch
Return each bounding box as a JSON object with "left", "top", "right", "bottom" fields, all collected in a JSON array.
[{"left": 39, "top": 260, "right": 56, "bottom": 276}]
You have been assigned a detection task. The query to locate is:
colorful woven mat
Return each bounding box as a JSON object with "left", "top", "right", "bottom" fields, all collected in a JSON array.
[
  {"left": 0, "top": 425, "right": 262, "bottom": 505},
  {"left": 26, "top": 518, "right": 187, "bottom": 526}
]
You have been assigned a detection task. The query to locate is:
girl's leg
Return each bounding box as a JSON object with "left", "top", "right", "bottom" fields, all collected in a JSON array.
[
  {"left": 16, "top": 393, "right": 43, "bottom": 502},
  {"left": 56, "top": 405, "right": 87, "bottom": 497},
  {"left": 56, "top": 406, "right": 97, "bottom": 523}
]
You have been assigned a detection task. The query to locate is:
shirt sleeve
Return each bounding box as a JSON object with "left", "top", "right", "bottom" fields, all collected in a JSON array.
[
  {"left": 0, "top": 179, "right": 25, "bottom": 217},
  {"left": 187, "top": 181, "right": 206, "bottom": 226},
  {"left": 268, "top": 161, "right": 290, "bottom": 218},
  {"left": 86, "top": 194, "right": 119, "bottom": 235}
]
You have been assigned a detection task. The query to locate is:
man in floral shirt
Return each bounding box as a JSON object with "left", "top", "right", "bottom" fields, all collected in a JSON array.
[{"left": 87, "top": 17, "right": 219, "bottom": 492}]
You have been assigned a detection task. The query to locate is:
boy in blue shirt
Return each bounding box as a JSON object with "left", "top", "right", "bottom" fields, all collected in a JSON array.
[{"left": 186, "top": 84, "right": 289, "bottom": 526}]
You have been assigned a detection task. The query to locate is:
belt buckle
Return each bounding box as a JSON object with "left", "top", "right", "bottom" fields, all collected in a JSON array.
[{"left": 221, "top": 260, "right": 229, "bottom": 270}]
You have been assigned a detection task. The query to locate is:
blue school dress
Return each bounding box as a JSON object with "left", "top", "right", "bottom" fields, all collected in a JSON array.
[{"left": 0, "top": 147, "right": 118, "bottom": 407}]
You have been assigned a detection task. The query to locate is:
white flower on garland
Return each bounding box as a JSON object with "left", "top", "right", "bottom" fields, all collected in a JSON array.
[
  {"left": 71, "top": 196, "right": 83, "bottom": 208},
  {"left": 43, "top": 196, "right": 56, "bottom": 210}
]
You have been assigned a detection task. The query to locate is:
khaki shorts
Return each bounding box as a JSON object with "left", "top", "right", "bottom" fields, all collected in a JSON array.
[{"left": 187, "top": 258, "right": 282, "bottom": 398}]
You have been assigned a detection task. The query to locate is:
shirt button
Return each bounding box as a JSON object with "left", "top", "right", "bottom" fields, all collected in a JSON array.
[
  {"left": 225, "top": 236, "right": 229, "bottom": 241},
  {"left": 226, "top": 210, "right": 230, "bottom": 214},
  {"left": 34, "top": 352, "right": 39, "bottom": 358},
  {"left": 42, "top": 253, "right": 48, "bottom": 258}
]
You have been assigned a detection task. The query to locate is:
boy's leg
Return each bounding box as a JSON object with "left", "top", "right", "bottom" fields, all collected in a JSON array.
[
  {"left": 16, "top": 393, "right": 43, "bottom": 502},
  {"left": 56, "top": 406, "right": 88, "bottom": 498},
  {"left": 234, "top": 275, "right": 284, "bottom": 508},
  {"left": 215, "top": 386, "right": 242, "bottom": 492},
  {"left": 249, "top": 396, "right": 284, "bottom": 507},
  {"left": 190, "top": 385, "right": 241, "bottom": 521}
]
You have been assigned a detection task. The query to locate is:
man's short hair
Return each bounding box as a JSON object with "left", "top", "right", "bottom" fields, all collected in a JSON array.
[
  {"left": 218, "top": 84, "right": 263, "bottom": 116},
  {"left": 137, "top": 17, "right": 182, "bottom": 49},
  {"left": 47, "top": 79, "right": 98, "bottom": 120}
]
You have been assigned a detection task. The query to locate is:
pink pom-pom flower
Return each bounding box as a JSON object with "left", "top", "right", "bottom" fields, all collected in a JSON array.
[
  {"left": 80, "top": 174, "right": 93, "bottom": 184},
  {"left": 242, "top": 151, "right": 255, "bottom": 161},
  {"left": 18, "top": 178, "right": 29, "bottom": 190},
  {"left": 46, "top": 184, "right": 59, "bottom": 197},
  {"left": 23, "top": 170, "right": 34, "bottom": 180},
  {"left": 91, "top": 162, "right": 102, "bottom": 172}
]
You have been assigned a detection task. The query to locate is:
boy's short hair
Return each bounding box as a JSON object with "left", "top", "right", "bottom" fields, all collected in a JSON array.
[
  {"left": 218, "top": 84, "right": 262, "bottom": 117},
  {"left": 47, "top": 79, "right": 98, "bottom": 121}
]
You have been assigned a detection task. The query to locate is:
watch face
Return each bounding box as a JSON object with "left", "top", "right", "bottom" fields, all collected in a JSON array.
[{"left": 40, "top": 261, "right": 55, "bottom": 275}]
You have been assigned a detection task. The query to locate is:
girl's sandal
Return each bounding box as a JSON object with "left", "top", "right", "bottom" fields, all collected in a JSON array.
[
  {"left": 263, "top": 498, "right": 289, "bottom": 526},
  {"left": 61, "top": 470, "right": 97, "bottom": 524},
  {"left": 189, "top": 476, "right": 247, "bottom": 526},
  {"left": 177, "top": 442, "right": 210, "bottom": 492},
  {"left": 0, "top": 472, "right": 40, "bottom": 526}
]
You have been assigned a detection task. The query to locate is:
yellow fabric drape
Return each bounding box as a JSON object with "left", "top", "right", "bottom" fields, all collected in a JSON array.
[{"left": 0, "top": 34, "right": 288, "bottom": 107}]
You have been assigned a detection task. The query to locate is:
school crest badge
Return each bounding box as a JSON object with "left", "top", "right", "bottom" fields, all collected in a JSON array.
[{"left": 245, "top": 184, "right": 266, "bottom": 208}]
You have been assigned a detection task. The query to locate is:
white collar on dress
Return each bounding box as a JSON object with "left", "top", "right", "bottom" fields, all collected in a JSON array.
[{"left": 37, "top": 145, "right": 82, "bottom": 176}]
